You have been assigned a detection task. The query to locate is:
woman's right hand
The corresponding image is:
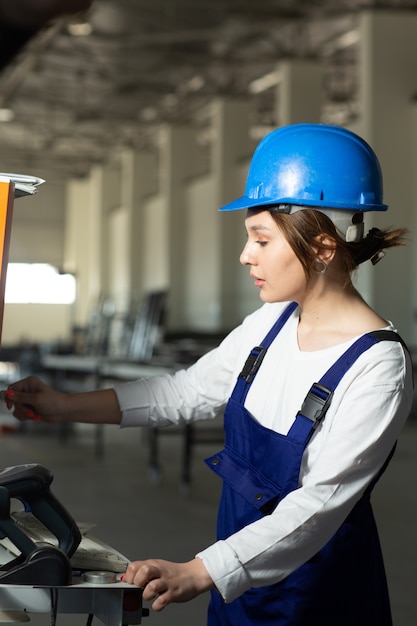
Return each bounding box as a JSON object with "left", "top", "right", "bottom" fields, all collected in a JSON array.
[{"left": 5, "top": 376, "right": 67, "bottom": 423}]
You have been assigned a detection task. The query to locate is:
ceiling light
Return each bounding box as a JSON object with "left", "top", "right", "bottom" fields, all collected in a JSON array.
[
  {"left": 187, "top": 75, "right": 205, "bottom": 92},
  {"left": 322, "top": 29, "right": 359, "bottom": 55},
  {"left": 0, "top": 108, "right": 15, "bottom": 122},
  {"left": 67, "top": 21, "right": 93, "bottom": 36},
  {"left": 249, "top": 70, "right": 282, "bottom": 94}
]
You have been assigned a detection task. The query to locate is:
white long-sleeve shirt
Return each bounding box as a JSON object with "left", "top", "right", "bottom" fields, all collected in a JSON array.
[{"left": 114, "top": 302, "right": 413, "bottom": 603}]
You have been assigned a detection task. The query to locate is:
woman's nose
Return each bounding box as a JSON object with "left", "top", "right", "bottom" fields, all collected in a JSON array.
[{"left": 240, "top": 242, "right": 252, "bottom": 265}]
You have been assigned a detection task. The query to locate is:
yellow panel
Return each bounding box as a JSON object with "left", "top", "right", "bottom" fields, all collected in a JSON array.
[{"left": 0, "top": 181, "right": 14, "bottom": 346}]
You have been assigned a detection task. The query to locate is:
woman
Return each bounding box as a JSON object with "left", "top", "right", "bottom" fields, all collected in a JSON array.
[{"left": 6, "top": 124, "right": 413, "bottom": 625}]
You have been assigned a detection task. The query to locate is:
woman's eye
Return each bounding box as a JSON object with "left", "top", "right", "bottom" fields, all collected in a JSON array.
[{"left": 256, "top": 240, "right": 268, "bottom": 247}]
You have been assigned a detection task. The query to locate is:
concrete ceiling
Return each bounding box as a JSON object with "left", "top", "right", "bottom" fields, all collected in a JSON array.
[{"left": 0, "top": 0, "right": 416, "bottom": 180}]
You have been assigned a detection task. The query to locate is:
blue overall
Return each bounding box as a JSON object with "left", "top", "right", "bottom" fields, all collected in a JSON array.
[{"left": 206, "top": 302, "right": 404, "bottom": 626}]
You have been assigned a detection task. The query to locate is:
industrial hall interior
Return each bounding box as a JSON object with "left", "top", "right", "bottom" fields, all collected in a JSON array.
[{"left": 0, "top": 1, "right": 416, "bottom": 625}]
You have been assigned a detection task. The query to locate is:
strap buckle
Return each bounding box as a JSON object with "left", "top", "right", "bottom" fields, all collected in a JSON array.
[
  {"left": 298, "top": 383, "right": 333, "bottom": 428},
  {"left": 239, "top": 346, "right": 267, "bottom": 383}
]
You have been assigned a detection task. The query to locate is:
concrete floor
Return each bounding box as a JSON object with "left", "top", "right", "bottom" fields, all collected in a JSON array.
[{"left": 0, "top": 411, "right": 415, "bottom": 626}]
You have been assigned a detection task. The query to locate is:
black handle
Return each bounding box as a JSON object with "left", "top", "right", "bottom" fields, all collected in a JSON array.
[{"left": 0, "top": 464, "right": 81, "bottom": 557}]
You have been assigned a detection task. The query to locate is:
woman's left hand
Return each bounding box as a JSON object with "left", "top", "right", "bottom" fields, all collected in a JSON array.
[{"left": 123, "top": 557, "right": 214, "bottom": 611}]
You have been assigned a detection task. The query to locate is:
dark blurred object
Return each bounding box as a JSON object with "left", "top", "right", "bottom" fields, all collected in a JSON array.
[{"left": 0, "top": 0, "right": 93, "bottom": 69}]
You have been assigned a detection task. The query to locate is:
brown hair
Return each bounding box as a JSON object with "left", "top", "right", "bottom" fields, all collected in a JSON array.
[{"left": 269, "top": 209, "right": 407, "bottom": 283}]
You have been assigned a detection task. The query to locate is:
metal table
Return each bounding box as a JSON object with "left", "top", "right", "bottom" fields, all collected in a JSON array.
[{"left": 0, "top": 575, "right": 146, "bottom": 625}]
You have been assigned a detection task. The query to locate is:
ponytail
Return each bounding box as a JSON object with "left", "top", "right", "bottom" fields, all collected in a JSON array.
[{"left": 350, "top": 227, "right": 408, "bottom": 266}]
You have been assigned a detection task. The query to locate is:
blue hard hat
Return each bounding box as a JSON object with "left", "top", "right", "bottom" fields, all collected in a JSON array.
[{"left": 219, "top": 123, "right": 388, "bottom": 213}]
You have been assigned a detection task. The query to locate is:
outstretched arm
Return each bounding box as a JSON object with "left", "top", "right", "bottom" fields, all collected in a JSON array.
[{"left": 6, "top": 375, "right": 122, "bottom": 425}]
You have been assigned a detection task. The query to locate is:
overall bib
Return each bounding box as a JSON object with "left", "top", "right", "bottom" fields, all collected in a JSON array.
[{"left": 206, "top": 302, "right": 404, "bottom": 626}]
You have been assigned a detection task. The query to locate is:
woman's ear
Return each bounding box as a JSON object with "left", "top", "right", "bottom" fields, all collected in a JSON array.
[{"left": 313, "top": 235, "right": 337, "bottom": 264}]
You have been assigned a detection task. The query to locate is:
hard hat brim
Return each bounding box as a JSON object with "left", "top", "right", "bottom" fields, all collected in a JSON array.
[{"left": 218, "top": 195, "right": 388, "bottom": 212}]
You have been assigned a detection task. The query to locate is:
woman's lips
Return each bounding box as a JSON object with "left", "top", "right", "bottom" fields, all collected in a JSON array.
[{"left": 250, "top": 273, "right": 265, "bottom": 287}]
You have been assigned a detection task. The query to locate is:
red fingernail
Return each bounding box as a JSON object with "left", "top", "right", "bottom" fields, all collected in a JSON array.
[
  {"left": 120, "top": 574, "right": 125, "bottom": 581},
  {"left": 25, "top": 410, "right": 34, "bottom": 418},
  {"left": 6, "top": 389, "right": 15, "bottom": 397}
]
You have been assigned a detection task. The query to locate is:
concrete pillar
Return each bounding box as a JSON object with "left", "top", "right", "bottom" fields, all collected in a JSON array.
[
  {"left": 355, "top": 10, "right": 417, "bottom": 342},
  {"left": 211, "top": 98, "right": 255, "bottom": 329},
  {"left": 64, "top": 161, "right": 121, "bottom": 328},
  {"left": 64, "top": 176, "right": 97, "bottom": 327},
  {"left": 158, "top": 124, "right": 210, "bottom": 330},
  {"left": 119, "top": 148, "right": 159, "bottom": 307},
  {"left": 90, "top": 163, "right": 121, "bottom": 300}
]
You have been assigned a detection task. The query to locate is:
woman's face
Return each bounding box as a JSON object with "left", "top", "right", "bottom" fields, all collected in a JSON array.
[{"left": 240, "top": 210, "right": 308, "bottom": 303}]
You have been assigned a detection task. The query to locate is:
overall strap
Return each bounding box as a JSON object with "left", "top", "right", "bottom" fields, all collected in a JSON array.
[
  {"left": 234, "top": 302, "right": 298, "bottom": 404},
  {"left": 288, "top": 329, "right": 406, "bottom": 445}
]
